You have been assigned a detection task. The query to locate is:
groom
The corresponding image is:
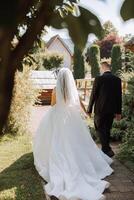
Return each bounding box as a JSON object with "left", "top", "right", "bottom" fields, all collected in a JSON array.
[{"left": 87, "top": 61, "right": 122, "bottom": 157}]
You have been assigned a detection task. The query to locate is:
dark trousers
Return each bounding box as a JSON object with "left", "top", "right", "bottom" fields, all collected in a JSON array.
[{"left": 94, "top": 114, "right": 114, "bottom": 153}]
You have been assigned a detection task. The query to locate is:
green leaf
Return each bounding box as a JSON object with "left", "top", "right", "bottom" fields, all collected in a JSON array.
[
  {"left": 120, "top": 0, "right": 134, "bottom": 21},
  {"left": 49, "top": 12, "right": 65, "bottom": 29},
  {"left": 50, "top": 6, "right": 102, "bottom": 50},
  {"left": 67, "top": 7, "right": 102, "bottom": 50}
]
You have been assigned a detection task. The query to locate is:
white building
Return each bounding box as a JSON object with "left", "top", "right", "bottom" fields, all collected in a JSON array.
[
  {"left": 31, "top": 70, "right": 56, "bottom": 90},
  {"left": 30, "top": 70, "right": 57, "bottom": 104},
  {"left": 46, "top": 35, "right": 73, "bottom": 68}
]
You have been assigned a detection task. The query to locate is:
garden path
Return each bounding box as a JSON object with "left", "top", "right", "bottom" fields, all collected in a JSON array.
[{"left": 105, "top": 144, "right": 134, "bottom": 200}]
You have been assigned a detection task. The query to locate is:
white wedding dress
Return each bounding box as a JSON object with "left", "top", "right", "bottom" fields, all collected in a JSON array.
[{"left": 33, "top": 68, "right": 113, "bottom": 200}]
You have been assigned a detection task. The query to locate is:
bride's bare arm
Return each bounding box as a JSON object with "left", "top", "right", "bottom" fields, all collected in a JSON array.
[
  {"left": 79, "top": 96, "right": 87, "bottom": 114},
  {"left": 51, "top": 87, "right": 56, "bottom": 106}
]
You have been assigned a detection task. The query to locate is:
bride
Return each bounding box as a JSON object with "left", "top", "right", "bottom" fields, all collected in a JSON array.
[{"left": 33, "top": 68, "right": 113, "bottom": 200}]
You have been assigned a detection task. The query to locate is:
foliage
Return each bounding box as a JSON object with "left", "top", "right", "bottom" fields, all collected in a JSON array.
[
  {"left": 124, "top": 49, "right": 134, "bottom": 72},
  {"left": 111, "top": 117, "right": 128, "bottom": 141},
  {"left": 111, "top": 44, "right": 122, "bottom": 75},
  {"left": 0, "top": 0, "right": 103, "bottom": 134},
  {"left": 87, "top": 45, "right": 100, "bottom": 78},
  {"left": 22, "top": 41, "right": 46, "bottom": 71},
  {"left": 112, "top": 75, "right": 134, "bottom": 162},
  {"left": 43, "top": 51, "right": 64, "bottom": 70},
  {"left": 120, "top": 71, "right": 134, "bottom": 82},
  {"left": 97, "top": 33, "right": 123, "bottom": 58},
  {"left": 51, "top": 6, "right": 103, "bottom": 50},
  {"left": 119, "top": 120, "right": 134, "bottom": 162},
  {"left": 73, "top": 45, "right": 85, "bottom": 79},
  {"left": 4, "top": 66, "right": 38, "bottom": 135},
  {"left": 101, "top": 21, "right": 118, "bottom": 39},
  {"left": 121, "top": 0, "right": 134, "bottom": 21}
]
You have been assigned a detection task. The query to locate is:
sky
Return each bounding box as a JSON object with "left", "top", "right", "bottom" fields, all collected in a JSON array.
[{"left": 43, "top": 0, "right": 134, "bottom": 42}]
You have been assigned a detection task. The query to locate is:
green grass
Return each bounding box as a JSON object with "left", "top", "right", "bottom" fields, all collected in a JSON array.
[{"left": 0, "top": 134, "right": 45, "bottom": 200}]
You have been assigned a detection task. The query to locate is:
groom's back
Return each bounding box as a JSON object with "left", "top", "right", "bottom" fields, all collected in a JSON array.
[{"left": 94, "top": 72, "right": 122, "bottom": 115}]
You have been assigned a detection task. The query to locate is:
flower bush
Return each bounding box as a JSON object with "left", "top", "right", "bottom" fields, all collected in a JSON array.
[
  {"left": 4, "top": 66, "right": 38, "bottom": 135},
  {"left": 97, "top": 33, "right": 123, "bottom": 58}
]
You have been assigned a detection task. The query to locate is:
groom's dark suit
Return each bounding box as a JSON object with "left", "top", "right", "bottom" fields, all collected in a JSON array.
[{"left": 87, "top": 71, "right": 122, "bottom": 154}]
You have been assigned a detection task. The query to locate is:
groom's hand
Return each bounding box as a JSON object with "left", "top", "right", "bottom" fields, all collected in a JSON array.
[{"left": 115, "top": 114, "right": 121, "bottom": 121}]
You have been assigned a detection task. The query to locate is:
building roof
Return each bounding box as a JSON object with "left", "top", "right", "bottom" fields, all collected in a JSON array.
[
  {"left": 46, "top": 34, "right": 73, "bottom": 56},
  {"left": 46, "top": 34, "right": 92, "bottom": 56}
]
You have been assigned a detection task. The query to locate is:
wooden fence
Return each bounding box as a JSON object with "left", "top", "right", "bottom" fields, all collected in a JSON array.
[
  {"left": 76, "top": 79, "right": 128, "bottom": 102},
  {"left": 36, "top": 78, "right": 127, "bottom": 105}
]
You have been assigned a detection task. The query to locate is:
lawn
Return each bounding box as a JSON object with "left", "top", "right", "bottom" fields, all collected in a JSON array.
[{"left": 0, "top": 134, "right": 45, "bottom": 200}]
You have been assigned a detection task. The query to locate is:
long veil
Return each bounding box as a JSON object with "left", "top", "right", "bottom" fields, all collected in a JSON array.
[{"left": 56, "top": 68, "right": 80, "bottom": 108}]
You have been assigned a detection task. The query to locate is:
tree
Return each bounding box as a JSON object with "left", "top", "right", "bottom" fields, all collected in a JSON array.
[
  {"left": 43, "top": 52, "right": 63, "bottom": 70},
  {"left": 0, "top": 0, "right": 103, "bottom": 134},
  {"left": 101, "top": 21, "right": 118, "bottom": 39},
  {"left": 111, "top": 44, "right": 122, "bottom": 74},
  {"left": 73, "top": 45, "right": 85, "bottom": 79},
  {"left": 97, "top": 33, "right": 123, "bottom": 58},
  {"left": 87, "top": 45, "right": 100, "bottom": 78}
]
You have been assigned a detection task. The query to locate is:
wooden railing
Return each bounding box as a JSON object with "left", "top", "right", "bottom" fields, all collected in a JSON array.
[
  {"left": 36, "top": 78, "right": 128, "bottom": 105},
  {"left": 76, "top": 79, "right": 128, "bottom": 102}
]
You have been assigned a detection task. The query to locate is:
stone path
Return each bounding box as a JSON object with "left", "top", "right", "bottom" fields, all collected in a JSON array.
[
  {"left": 105, "top": 158, "right": 134, "bottom": 200},
  {"left": 31, "top": 106, "right": 134, "bottom": 200}
]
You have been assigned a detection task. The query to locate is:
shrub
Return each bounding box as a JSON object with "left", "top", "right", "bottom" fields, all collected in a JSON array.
[
  {"left": 124, "top": 49, "right": 134, "bottom": 72},
  {"left": 43, "top": 51, "right": 64, "bottom": 70},
  {"left": 117, "top": 76, "right": 134, "bottom": 162},
  {"left": 87, "top": 45, "right": 100, "bottom": 78},
  {"left": 111, "top": 44, "right": 122, "bottom": 75},
  {"left": 4, "top": 66, "right": 38, "bottom": 135},
  {"left": 111, "top": 118, "right": 127, "bottom": 141},
  {"left": 119, "top": 121, "right": 134, "bottom": 162},
  {"left": 73, "top": 45, "right": 85, "bottom": 79}
]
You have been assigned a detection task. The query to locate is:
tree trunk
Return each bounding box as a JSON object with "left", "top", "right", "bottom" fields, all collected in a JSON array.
[{"left": 0, "top": 1, "right": 51, "bottom": 135}]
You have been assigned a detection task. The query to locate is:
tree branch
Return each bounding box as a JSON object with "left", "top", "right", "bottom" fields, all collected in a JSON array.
[{"left": 11, "top": 0, "right": 51, "bottom": 67}]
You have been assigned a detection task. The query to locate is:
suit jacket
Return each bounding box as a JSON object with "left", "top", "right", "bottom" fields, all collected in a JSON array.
[{"left": 87, "top": 71, "right": 122, "bottom": 115}]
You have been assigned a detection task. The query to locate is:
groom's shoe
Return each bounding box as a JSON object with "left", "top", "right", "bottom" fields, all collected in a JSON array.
[{"left": 106, "top": 150, "right": 115, "bottom": 158}]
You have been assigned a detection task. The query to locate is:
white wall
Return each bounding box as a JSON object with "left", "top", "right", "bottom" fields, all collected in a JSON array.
[{"left": 47, "top": 38, "right": 72, "bottom": 68}]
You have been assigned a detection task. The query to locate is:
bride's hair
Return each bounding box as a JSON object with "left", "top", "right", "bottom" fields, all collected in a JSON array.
[
  {"left": 62, "top": 73, "right": 67, "bottom": 102},
  {"left": 56, "top": 68, "right": 80, "bottom": 107},
  {"left": 57, "top": 68, "right": 70, "bottom": 103}
]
